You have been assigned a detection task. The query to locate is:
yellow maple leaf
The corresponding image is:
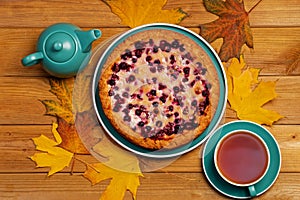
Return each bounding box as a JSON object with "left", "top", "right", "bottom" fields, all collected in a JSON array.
[
  {"left": 102, "top": 0, "right": 187, "bottom": 28},
  {"left": 81, "top": 126, "right": 142, "bottom": 200},
  {"left": 30, "top": 122, "right": 74, "bottom": 176},
  {"left": 84, "top": 163, "right": 143, "bottom": 200},
  {"left": 225, "top": 56, "right": 283, "bottom": 125}
]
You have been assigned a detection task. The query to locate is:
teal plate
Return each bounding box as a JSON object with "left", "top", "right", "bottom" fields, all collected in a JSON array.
[
  {"left": 92, "top": 23, "right": 227, "bottom": 158},
  {"left": 202, "top": 120, "right": 281, "bottom": 198}
]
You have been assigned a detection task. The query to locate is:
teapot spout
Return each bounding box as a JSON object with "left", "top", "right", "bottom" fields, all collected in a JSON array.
[{"left": 76, "top": 29, "right": 101, "bottom": 53}]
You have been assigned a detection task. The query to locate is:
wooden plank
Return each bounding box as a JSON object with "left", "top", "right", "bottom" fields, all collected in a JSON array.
[
  {"left": 0, "top": 76, "right": 299, "bottom": 125},
  {"left": 1, "top": 27, "right": 299, "bottom": 77},
  {"left": 0, "top": 0, "right": 298, "bottom": 199},
  {"left": 0, "top": 124, "right": 299, "bottom": 173},
  {"left": 0, "top": 172, "right": 299, "bottom": 199},
  {"left": 0, "top": 77, "right": 56, "bottom": 124},
  {"left": 0, "top": 0, "right": 299, "bottom": 28}
]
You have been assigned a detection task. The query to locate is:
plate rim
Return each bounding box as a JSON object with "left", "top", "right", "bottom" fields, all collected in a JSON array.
[{"left": 92, "top": 23, "right": 228, "bottom": 158}]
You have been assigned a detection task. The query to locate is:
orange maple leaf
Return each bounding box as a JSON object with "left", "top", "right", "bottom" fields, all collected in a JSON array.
[
  {"left": 200, "top": 0, "right": 262, "bottom": 62},
  {"left": 56, "top": 117, "right": 90, "bottom": 154}
]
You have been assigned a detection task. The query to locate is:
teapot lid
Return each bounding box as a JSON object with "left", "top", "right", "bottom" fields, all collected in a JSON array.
[{"left": 44, "top": 32, "right": 76, "bottom": 63}]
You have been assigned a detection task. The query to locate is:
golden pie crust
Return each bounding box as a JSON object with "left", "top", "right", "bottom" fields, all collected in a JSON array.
[{"left": 98, "top": 29, "right": 220, "bottom": 150}]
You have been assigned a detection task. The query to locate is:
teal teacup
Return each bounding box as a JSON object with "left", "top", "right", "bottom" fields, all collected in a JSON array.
[{"left": 214, "top": 130, "right": 270, "bottom": 197}]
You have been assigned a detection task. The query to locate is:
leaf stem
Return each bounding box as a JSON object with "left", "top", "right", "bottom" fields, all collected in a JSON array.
[
  {"left": 70, "top": 154, "right": 76, "bottom": 175},
  {"left": 74, "top": 156, "right": 101, "bottom": 173},
  {"left": 248, "top": 0, "right": 263, "bottom": 14}
]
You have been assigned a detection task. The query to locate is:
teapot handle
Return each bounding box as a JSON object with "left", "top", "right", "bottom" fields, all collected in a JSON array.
[{"left": 21, "top": 52, "right": 44, "bottom": 67}]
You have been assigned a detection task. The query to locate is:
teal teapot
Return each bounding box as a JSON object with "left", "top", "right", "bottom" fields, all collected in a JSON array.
[{"left": 21, "top": 23, "right": 101, "bottom": 78}]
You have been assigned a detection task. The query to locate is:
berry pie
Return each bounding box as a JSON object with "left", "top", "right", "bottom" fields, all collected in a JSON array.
[{"left": 98, "top": 28, "right": 220, "bottom": 150}]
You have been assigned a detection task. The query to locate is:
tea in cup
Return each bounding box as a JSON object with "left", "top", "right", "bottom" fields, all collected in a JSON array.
[{"left": 214, "top": 130, "right": 270, "bottom": 197}]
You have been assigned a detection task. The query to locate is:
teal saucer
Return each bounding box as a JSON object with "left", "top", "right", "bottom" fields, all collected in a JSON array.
[{"left": 202, "top": 120, "right": 281, "bottom": 199}]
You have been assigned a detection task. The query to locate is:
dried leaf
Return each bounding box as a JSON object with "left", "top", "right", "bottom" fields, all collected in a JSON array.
[
  {"left": 41, "top": 78, "right": 74, "bottom": 123},
  {"left": 48, "top": 78, "right": 73, "bottom": 110},
  {"left": 225, "top": 56, "right": 284, "bottom": 125},
  {"left": 92, "top": 133, "right": 141, "bottom": 173},
  {"left": 200, "top": 0, "right": 254, "bottom": 62},
  {"left": 56, "top": 117, "right": 90, "bottom": 154},
  {"left": 74, "top": 111, "right": 100, "bottom": 149},
  {"left": 30, "top": 123, "right": 74, "bottom": 176},
  {"left": 41, "top": 78, "right": 96, "bottom": 154},
  {"left": 102, "top": 0, "right": 187, "bottom": 28},
  {"left": 84, "top": 163, "right": 143, "bottom": 200},
  {"left": 84, "top": 123, "right": 143, "bottom": 200},
  {"left": 41, "top": 100, "right": 73, "bottom": 123},
  {"left": 73, "top": 75, "right": 93, "bottom": 113}
]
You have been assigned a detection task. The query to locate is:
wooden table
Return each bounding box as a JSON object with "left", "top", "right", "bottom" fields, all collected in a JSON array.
[{"left": 0, "top": 0, "right": 299, "bottom": 199}]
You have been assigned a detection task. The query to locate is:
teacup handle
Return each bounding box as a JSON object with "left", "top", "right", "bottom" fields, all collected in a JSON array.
[
  {"left": 22, "top": 52, "right": 44, "bottom": 67},
  {"left": 248, "top": 185, "right": 257, "bottom": 197}
]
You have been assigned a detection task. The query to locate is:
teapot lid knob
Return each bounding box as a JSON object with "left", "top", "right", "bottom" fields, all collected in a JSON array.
[{"left": 53, "top": 41, "right": 63, "bottom": 51}]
